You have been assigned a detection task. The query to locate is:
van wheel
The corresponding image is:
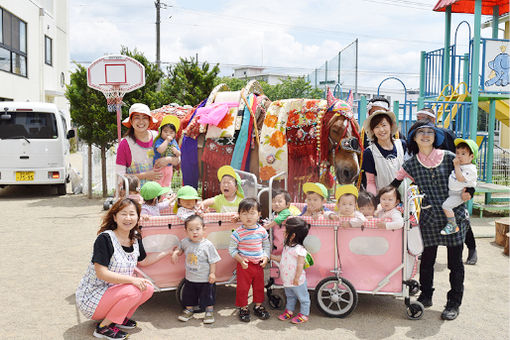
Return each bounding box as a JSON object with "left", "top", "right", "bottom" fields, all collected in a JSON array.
[{"left": 56, "top": 184, "right": 66, "bottom": 195}]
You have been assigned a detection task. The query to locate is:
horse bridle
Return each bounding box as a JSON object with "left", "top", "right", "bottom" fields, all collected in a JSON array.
[{"left": 327, "top": 114, "right": 363, "bottom": 155}]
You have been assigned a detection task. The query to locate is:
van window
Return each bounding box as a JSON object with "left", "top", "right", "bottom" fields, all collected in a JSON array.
[{"left": 0, "top": 111, "right": 58, "bottom": 139}]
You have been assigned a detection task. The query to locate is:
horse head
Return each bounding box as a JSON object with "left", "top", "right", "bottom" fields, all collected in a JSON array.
[{"left": 321, "top": 89, "right": 362, "bottom": 185}]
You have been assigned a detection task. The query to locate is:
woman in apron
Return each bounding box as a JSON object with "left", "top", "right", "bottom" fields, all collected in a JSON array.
[
  {"left": 115, "top": 103, "right": 179, "bottom": 188},
  {"left": 361, "top": 110, "right": 406, "bottom": 195},
  {"left": 391, "top": 121, "right": 473, "bottom": 321}
]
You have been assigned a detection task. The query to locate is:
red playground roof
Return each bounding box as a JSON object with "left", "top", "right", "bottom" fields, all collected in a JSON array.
[{"left": 433, "top": 0, "right": 509, "bottom": 15}]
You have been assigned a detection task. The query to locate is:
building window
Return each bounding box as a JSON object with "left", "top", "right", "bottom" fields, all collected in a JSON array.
[
  {"left": 0, "top": 8, "right": 27, "bottom": 77},
  {"left": 45, "top": 36, "right": 52, "bottom": 66}
]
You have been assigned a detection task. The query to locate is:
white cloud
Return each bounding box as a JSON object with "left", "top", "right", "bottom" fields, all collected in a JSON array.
[{"left": 69, "top": 0, "right": 485, "bottom": 89}]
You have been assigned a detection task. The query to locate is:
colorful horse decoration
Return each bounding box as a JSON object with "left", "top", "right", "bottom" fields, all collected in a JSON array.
[
  {"left": 259, "top": 88, "right": 362, "bottom": 200},
  {"left": 155, "top": 81, "right": 362, "bottom": 202}
]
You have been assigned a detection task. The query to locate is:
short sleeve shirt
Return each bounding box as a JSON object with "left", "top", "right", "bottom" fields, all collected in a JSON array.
[
  {"left": 91, "top": 233, "right": 146, "bottom": 266},
  {"left": 280, "top": 245, "right": 307, "bottom": 287},
  {"left": 212, "top": 194, "right": 243, "bottom": 213},
  {"left": 153, "top": 138, "right": 180, "bottom": 163},
  {"left": 180, "top": 238, "right": 221, "bottom": 283}
]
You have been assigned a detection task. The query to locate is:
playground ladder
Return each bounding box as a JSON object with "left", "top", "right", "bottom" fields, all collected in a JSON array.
[{"left": 434, "top": 83, "right": 469, "bottom": 129}]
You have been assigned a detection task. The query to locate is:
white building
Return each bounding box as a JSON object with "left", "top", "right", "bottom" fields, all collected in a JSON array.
[
  {"left": 0, "top": 0, "right": 69, "bottom": 113},
  {"left": 232, "top": 66, "right": 304, "bottom": 85}
]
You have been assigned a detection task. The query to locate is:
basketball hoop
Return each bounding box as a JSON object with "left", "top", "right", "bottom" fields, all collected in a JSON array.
[{"left": 87, "top": 55, "right": 146, "bottom": 141}]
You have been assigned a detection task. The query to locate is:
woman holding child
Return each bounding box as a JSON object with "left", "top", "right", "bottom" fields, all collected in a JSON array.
[
  {"left": 391, "top": 120, "right": 472, "bottom": 321},
  {"left": 115, "top": 103, "right": 180, "bottom": 187}
]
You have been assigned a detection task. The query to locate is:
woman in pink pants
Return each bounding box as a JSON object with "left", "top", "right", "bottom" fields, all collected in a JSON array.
[{"left": 76, "top": 198, "right": 171, "bottom": 340}]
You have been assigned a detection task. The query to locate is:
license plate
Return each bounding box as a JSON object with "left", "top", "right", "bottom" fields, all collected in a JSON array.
[{"left": 16, "top": 171, "right": 34, "bottom": 181}]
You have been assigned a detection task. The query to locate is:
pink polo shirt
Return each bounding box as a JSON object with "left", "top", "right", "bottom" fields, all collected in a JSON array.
[{"left": 395, "top": 148, "right": 445, "bottom": 182}]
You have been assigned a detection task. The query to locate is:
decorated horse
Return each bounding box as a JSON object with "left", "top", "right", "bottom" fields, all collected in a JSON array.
[{"left": 162, "top": 80, "right": 362, "bottom": 203}]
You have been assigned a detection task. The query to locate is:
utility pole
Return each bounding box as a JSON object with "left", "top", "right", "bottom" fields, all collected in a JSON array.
[{"left": 155, "top": 0, "right": 161, "bottom": 90}]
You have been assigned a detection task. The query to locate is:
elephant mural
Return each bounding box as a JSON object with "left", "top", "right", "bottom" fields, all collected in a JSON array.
[{"left": 485, "top": 51, "right": 510, "bottom": 87}]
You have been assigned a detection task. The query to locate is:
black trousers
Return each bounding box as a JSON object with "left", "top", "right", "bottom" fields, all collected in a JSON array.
[
  {"left": 465, "top": 225, "right": 476, "bottom": 250},
  {"left": 182, "top": 279, "right": 216, "bottom": 309},
  {"left": 420, "top": 244, "right": 464, "bottom": 307}
]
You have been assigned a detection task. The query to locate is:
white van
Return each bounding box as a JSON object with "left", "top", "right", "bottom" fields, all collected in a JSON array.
[{"left": 0, "top": 102, "right": 75, "bottom": 195}]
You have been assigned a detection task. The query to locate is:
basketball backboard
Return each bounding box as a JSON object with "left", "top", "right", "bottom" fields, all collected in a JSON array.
[{"left": 87, "top": 55, "right": 145, "bottom": 93}]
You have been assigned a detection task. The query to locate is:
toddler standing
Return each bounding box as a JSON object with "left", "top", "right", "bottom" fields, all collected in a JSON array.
[
  {"left": 229, "top": 198, "right": 271, "bottom": 322},
  {"left": 271, "top": 217, "right": 311, "bottom": 324},
  {"left": 441, "top": 138, "right": 478, "bottom": 235},
  {"left": 153, "top": 115, "right": 182, "bottom": 187},
  {"left": 172, "top": 215, "right": 221, "bottom": 324},
  {"left": 375, "top": 186, "right": 404, "bottom": 230}
]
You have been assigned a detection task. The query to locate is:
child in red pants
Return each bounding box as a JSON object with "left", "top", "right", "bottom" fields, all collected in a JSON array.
[{"left": 229, "top": 198, "right": 271, "bottom": 322}]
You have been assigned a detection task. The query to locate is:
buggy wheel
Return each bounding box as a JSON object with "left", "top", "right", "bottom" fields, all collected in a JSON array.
[
  {"left": 408, "top": 279, "right": 420, "bottom": 296},
  {"left": 406, "top": 301, "right": 424, "bottom": 320},
  {"left": 315, "top": 276, "right": 357, "bottom": 318},
  {"left": 267, "top": 289, "right": 286, "bottom": 310},
  {"left": 176, "top": 279, "right": 186, "bottom": 308}
]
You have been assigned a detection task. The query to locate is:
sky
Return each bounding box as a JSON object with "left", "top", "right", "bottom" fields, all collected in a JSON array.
[{"left": 69, "top": 0, "right": 497, "bottom": 91}]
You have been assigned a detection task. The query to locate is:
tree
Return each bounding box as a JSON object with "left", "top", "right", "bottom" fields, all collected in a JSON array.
[
  {"left": 213, "top": 76, "right": 323, "bottom": 101},
  {"left": 262, "top": 77, "right": 323, "bottom": 100},
  {"left": 162, "top": 57, "right": 220, "bottom": 105},
  {"left": 66, "top": 48, "right": 165, "bottom": 198}
]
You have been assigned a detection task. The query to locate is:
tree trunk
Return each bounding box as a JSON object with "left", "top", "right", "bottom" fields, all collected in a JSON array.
[
  {"left": 87, "top": 143, "right": 92, "bottom": 199},
  {"left": 100, "top": 145, "right": 107, "bottom": 198}
]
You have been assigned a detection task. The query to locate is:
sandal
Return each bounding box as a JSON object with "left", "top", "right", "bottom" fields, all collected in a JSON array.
[
  {"left": 291, "top": 313, "right": 309, "bottom": 324},
  {"left": 278, "top": 309, "right": 293, "bottom": 321}
]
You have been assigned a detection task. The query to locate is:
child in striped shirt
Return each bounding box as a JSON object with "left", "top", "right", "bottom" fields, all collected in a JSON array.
[{"left": 229, "top": 198, "right": 271, "bottom": 322}]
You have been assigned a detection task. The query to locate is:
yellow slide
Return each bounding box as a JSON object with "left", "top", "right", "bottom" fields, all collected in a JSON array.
[
  {"left": 478, "top": 99, "right": 510, "bottom": 127},
  {"left": 435, "top": 83, "right": 469, "bottom": 129}
]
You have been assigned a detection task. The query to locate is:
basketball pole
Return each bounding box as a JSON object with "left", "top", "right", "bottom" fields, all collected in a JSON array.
[{"left": 116, "top": 104, "right": 122, "bottom": 143}]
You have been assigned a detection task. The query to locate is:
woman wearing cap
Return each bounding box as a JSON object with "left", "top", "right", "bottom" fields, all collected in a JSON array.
[
  {"left": 361, "top": 110, "right": 406, "bottom": 195},
  {"left": 116, "top": 103, "right": 180, "bottom": 187},
  {"left": 390, "top": 120, "right": 474, "bottom": 321}
]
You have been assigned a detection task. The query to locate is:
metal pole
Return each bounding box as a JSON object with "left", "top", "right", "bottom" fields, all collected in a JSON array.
[
  {"left": 325, "top": 60, "right": 328, "bottom": 87},
  {"left": 337, "top": 51, "right": 341, "bottom": 85},
  {"left": 492, "top": 6, "right": 500, "bottom": 39},
  {"left": 443, "top": 6, "right": 452, "bottom": 90},
  {"left": 470, "top": 0, "right": 482, "bottom": 140},
  {"left": 419, "top": 51, "right": 426, "bottom": 98},
  {"left": 155, "top": 0, "right": 161, "bottom": 90},
  {"left": 355, "top": 38, "right": 358, "bottom": 97}
]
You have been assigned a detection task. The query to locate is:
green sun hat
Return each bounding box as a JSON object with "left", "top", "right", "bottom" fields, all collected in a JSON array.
[
  {"left": 454, "top": 138, "right": 479, "bottom": 164},
  {"left": 173, "top": 185, "right": 201, "bottom": 213},
  {"left": 140, "top": 181, "right": 171, "bottom": 201}
]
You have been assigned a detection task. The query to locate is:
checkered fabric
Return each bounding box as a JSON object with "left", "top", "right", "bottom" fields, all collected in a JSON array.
[
  {"left": 403, "top": 151, "right": 468, "bottom": 247},
  {"left": 140, "top": 212, "right": 238, "bottom": 228},
  {"left": 291, "top": 215, "right": 391, "bottom": 229}
]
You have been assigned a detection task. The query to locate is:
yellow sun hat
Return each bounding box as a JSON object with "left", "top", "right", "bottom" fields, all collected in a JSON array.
[
  {"left": 217, "top": 165, "right": 244, "bottom": 198},
  {"left": 303, "top": 182, "right": 328, "bottom": 199},
  {"left": 335, "top": 184, "right": 359, "bottom": 201}
]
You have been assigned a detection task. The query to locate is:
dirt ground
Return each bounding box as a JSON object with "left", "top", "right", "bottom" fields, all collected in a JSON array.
[{"left": 0, "top": 185, "right": 508, "bottom": 340}]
